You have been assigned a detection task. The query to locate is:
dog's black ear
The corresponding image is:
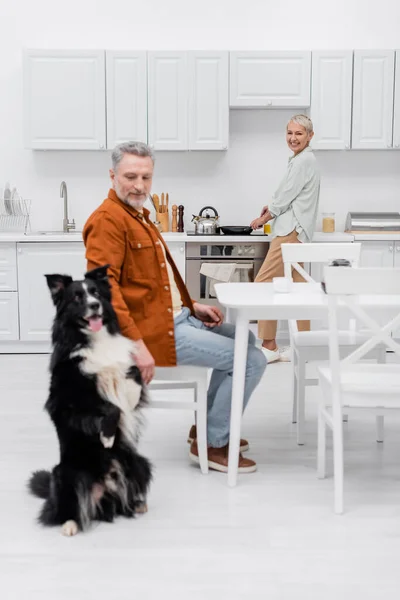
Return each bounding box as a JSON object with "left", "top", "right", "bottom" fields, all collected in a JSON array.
[
  {"left": 45, "top": 274, "right": 73, "bottom": 300},
  {"left": 85, "top": 265, "right": 110, "bottom": 282}
]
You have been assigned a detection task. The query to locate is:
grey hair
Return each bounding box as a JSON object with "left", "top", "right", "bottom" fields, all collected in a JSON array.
[
  {"left": 111, "top": 141, "right": 155, "bottom": 171},
  {"left": 287, "top": 114, "right": 314, "bottom": 135}
]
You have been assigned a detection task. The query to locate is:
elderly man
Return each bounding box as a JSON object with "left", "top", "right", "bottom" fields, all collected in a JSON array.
[
  {"left": 250, "top": 114, "right": 320, "bottom": 363},
  {"left": 83, "top": 141, "right": 266, "bottom": 474}
]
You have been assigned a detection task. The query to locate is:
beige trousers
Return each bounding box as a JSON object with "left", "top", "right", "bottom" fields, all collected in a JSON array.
[{"left": 255, "top": 230, "right": 310, "bottom": 340}]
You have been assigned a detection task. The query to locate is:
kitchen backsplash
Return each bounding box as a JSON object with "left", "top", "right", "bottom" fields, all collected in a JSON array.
[{"left": 3, "top": 109, "right": 400, "bottom": 234}]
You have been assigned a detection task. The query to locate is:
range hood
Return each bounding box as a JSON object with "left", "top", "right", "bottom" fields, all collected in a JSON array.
[{"left": 345, "top": 212, "right": 400, "bottom": 233}]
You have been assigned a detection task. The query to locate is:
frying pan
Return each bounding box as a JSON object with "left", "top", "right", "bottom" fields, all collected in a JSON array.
[{"left": 219, "top": 225, "right": 253, "bottom": 235}]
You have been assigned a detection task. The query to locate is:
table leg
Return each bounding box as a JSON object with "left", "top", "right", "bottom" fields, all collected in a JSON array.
[{"left": 228, "top": 315, "right": 249, "bottom": 487}]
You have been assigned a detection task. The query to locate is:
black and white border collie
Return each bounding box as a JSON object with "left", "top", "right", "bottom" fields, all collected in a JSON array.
[{"left": 28, "top": 265, "right": 152, "bottom": 536}]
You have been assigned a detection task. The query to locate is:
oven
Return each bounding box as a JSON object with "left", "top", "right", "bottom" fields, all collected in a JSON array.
[{"left": 186, "top": 241, "right": 269, "bottom": 309}]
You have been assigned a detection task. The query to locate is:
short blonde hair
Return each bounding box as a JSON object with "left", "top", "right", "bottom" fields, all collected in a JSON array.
[{"left": 287, "top": 114, "right": 314, "bottom": 135}]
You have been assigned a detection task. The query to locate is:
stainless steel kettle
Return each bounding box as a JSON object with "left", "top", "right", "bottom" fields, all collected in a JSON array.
[{"left": 191, "top": 206, "right": 220, "bottom": 235}]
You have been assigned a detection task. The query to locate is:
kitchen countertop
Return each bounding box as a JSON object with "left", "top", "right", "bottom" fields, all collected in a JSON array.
[{"left": 0, "top": 231, "right": 354, "bottom": 243}]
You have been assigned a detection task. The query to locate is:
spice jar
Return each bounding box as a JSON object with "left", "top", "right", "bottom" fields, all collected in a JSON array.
[{"left": 322, "top": 212, "right": 335, "bottom": 233}]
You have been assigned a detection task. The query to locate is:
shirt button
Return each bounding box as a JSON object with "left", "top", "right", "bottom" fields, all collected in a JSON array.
[
  {"left": 168, "top": 331, "right": 173, "bottom": 336},
  {"left": 137, "top": 243, "right": 142, "bottom": 248},
  {"left": 167, "top": 308, "right": 172, "bottom": 313},
  {"left": 161, "top": 262, "right": 165, "bottom": 268},
  {"left": 164, "top": 285, "right": 169, "bottom": 291},
  {"left": 156, "top": 241, "right": 160, "bottom": 245}
]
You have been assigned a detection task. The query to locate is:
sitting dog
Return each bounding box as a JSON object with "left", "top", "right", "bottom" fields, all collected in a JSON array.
[{"left": 28, "top": 265, "right": 152, "bottom": 536}]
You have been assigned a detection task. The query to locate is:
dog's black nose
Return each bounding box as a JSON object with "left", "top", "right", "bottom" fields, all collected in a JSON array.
[{"left": 89, "top": 301, "right": 100, "bottom": 312}]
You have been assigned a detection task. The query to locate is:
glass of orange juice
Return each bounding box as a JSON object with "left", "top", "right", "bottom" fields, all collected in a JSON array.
[{"left": 263, "top": 223, "right": 271, "bottom": 234}]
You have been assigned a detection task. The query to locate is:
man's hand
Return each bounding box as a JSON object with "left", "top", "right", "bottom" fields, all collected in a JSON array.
[
  {"left": 131, "top": 339, "right": 155, "bottom": 384},
  {"left": 193, "top": 302, "right": 224, "bottom": 328},
  {"left": 250, "top": 208, "right": 273, "bottom": 230}
]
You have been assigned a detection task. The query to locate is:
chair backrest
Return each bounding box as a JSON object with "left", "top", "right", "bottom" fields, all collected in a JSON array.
[
  {"left": 281, "top": 242, "right": 361, "bottom": 282},
  {"left": 324, "top": 266, "right": 400, "bottom": 366}
]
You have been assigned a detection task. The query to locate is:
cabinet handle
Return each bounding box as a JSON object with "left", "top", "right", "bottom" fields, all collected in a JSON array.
[
  {"left": 389, "top": 246, "right": 393, "bottom": 252},
  {"left": 387, "top": 143, "right": 392, "bottom": 149},
  {"left": 179, "top": 246, "right": 184, "bottom": 252},
  {"left": 396, "top": 245, "right": 400, "bottom": 252},
  {"left": 18, "top": 248, "right": 22, "bottom": 253},
  {"left": 345, "top": 144, "right": 350, "bottom": 149},
  {"left": 395, "top": 143, "right": 400, "bottom": 148},
  {"left": 266, "top": 101, "right": 272, "bottom": 106},
  {"left": 99, "top": 144, "right": 105, "bottom": 149}
]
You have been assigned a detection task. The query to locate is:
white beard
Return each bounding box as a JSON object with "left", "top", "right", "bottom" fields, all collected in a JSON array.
[{"left": 113, "top": 182, "right": 147, "bottom": 210}]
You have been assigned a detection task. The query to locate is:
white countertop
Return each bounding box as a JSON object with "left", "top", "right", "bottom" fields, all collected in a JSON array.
[
  {"left": 0, "top": 230, "right": 354, "bottom": 243},
  {"left": 351, "top": 233, "right": 400, "bottom": 241}
]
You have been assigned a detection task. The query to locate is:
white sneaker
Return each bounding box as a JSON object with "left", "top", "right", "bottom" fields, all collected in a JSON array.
[{"left": 261, "top": 346, "right": 291, "bottom": 363}]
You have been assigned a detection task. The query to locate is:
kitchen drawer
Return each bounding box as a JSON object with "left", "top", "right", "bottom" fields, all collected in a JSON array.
[
  {"left": 0, "top": 292, "right": 19, "bottom": 340},
  {"left": 0, "top": 243, "right": 17, "bottom": 291}
]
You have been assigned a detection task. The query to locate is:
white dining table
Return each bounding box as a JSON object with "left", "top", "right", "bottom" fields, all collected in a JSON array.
[{"left": 214, "top": 281, "right": 399, "bottom": 487}]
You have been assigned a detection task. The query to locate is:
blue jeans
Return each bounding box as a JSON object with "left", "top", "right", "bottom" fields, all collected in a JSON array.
[{"left": 174, "top": 308, "right": 267, "bottom": 448}]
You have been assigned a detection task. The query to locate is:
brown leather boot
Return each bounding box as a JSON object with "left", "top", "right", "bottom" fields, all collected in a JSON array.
[
  {"left": 189, "top": 439, "right": 256, "bottom": 474},
  {"left": 187, "top": 425, "right": 249, "bottom": 452}
]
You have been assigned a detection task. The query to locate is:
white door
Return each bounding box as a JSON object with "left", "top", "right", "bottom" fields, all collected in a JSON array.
[
  {"left": 188, "top": 51, "right": 229, "bottom": 151},
  {"left": 393, "top": 50, "right": 400, "bottom": 150},
  {"left": 17, "top": 243, "right": 86, "bottom": 341},
  {"left": 165, "top": 241, "right": 186, "bottom": 282},
  {"left": 359, "top": 240, "right": 395, "bottom": 267},
  {"left": 148, "top": 52, "right": 188, "bottom": 150},
  {"left": 229, "top": 51, "right": 311, "bottom": 108},
  {"left": 352, "top": 50, "right": 395, "bottom": 149},
  {"left": 106, "top": 51, "right": 148, "bottom": 148},
  {"left": 311, "top": 51, "right": 353, "bottom": 150},
  {"left": 23, "top": 49, "right": 106, "bottom": 150},
  {"left": 0, "top": 293, "right": 19, "bottom": 340}
]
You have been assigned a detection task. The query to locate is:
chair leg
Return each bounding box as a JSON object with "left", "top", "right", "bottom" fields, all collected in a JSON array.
[
  {"left": 317, "top": 408, "right": 326, "bottom": 479},
  {"left": 296, "top": 357, "right": 306, "bottom": 445},
  {"left": 291, "top": 353, "right": 298, "bottom": 424},
  {"left": 196, "top": 377, "right": 209, "bottom": 475},
  {"left": 333, "top": 419, "right": 344, "bottom": 515},
  {"left": 376, "top": 415, "right": 384, "bottom": 443}
]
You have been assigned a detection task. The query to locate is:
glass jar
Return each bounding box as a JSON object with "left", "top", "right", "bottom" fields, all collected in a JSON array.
[{"left": 322, "top": 212, "right": 335, "bottom": 233}]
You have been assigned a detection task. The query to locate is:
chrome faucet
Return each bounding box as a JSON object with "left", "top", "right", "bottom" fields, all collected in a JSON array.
[{"left": 60, "top": 181, "right": 75, "bottom": 232}]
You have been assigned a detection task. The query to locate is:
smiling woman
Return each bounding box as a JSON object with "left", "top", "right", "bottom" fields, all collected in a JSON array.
[{"left": 249, "top": 114, "right": 321, "bottom": 364}]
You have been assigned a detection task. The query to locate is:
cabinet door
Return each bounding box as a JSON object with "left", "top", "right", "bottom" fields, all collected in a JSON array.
[
  {"left": 166, "top": 242, "right": 186, "bottom": 282},
  {"left": 23, "top": 49, "right": 106, "bottom": 150},
  {"left": 311, "top": 51, "right": 353, "bottom": 150},
  {"left": 0, "top": 243, "right": 17, "bottom": 291},
  {"left": 148, "top": 52, "right": 188, "bottom": 150},
  {"left": 106, "top": 51, "right": 147, "bottom": 148},
  {"left": 352, "top": 50, "right": 395, "bottom": 149},
  {"left": 0, "top": 293, "right": 19, "bottom": 340},
  {"left": 359, "top": 240, "right": 395, "bottom": 267},
  {"left": 188, "top": 51, "right": 229, "bottom": 151},
  {"left": 229, "top": 51, "right": 311, "bottom": 108},
  {"left": 17, "top": 243, "right": 86, "bottom": 341},
  {"left": 395, "top": 242, "right": 400, "bottom": 267},
  {"left": 393, "top": 51, "right": 400, "bottom": 150}
]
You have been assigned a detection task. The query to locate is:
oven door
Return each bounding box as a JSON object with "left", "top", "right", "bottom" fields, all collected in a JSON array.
[{"left": 186, "top": 258, "right": 256, "bottom": 307}]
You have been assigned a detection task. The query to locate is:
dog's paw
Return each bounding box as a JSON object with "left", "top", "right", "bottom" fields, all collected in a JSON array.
[
  {"left": 100, "top": 432, "right": 115, "bottom": 448},
  {"left": 61, "top": 520, "right": 79, "bottom": 537},
  {"left": 135, "top": 502, "right": 148, "bottom": 514}
]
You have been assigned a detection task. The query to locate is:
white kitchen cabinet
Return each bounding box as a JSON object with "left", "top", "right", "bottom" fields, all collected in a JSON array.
[
  {"left": 17, "top": 242, "right": 86, "bottom": 341},
  {"left": 0, "top": 243, "right": 17, "bottom": 291},
  {"left": 147, "top": 52, "right": 188, "bottom": 151},
  {"left": 229, "top": 51, "right": 311, "bottom": 108},
  {"left": 23, "top": 49, "right": 106, "bottom": 150},
  {"left": 393, "top": 51, "right": 400, "bottom": 150},
  {"left": 359, "top": 240, "right": 395, "bottom": 267},
  {"left": 166, "top": 241, "right": 186, "bottom": 282},
  {"left": 106, "top": 51, "right": 148, "bottom": 148},
  {"left": 352, "top": 50, "right": 395, "bottom": 149},
  {"left": 188, "top": 51, "right": 229, "bottom": 150},
  {"left": 311, "top": 51, "right": 353, "bottom": 150},
  {"left": 0, "top": 293, "right": 19, "bottom": 340}
]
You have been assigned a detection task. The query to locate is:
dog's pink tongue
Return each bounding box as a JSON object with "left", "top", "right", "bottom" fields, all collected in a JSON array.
[{"left": 89, "top": 317, "right": 103, "bottom": 332}]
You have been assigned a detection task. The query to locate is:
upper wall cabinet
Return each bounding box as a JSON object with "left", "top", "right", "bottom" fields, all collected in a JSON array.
[
  {"left": 188, "top": 52, "right": 229, "bottom": 150},
  {"left": 310, "top": 51, "right": 353, "bottom": 150},
  {"left": 148, "top": 51, "right": 229, "bottom": 151},
  {"left": 106, "top": 51, "right": 148, "bottom": 148},
  {"left": 229, "top": 51, "right": 311, "bottom": 108},
  {"left": 393, "top": 51, "right": 400, "bottom": 150},
  {"left": 23, "top": 49, "right": 106, "bottom": 150},
  {"left": 352, "top": 50, "right": 395, "bottom": 149}
]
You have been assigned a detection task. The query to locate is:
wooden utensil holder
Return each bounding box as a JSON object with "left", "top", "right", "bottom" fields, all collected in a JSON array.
[{"left": 156, "top": 210, "right": 169, "bottom": 232}]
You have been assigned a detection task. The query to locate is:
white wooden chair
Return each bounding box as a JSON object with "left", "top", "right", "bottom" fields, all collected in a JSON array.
[
  {"left": 149, "top": 366, "right": 209, "bottom": 474},
  {"left": 317, "top": 266, "right": 400, "bottom": 514},
  {"left": 281, "top": 242, "right": 385, "bottom": 445}
]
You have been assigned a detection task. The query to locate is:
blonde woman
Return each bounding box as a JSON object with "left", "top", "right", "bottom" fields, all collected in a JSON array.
[{"left": 250, "top": 114, "right": 320, "bottom": 363}]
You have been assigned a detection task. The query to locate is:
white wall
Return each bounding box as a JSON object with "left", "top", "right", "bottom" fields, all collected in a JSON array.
[{"left": 1, "top": 0, "right": 400, "bottom": 232}]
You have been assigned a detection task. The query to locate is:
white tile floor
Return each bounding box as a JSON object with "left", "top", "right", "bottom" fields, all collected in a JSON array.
[{"left": 1, "top": 352, "right": 400, "bottom": 599}]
